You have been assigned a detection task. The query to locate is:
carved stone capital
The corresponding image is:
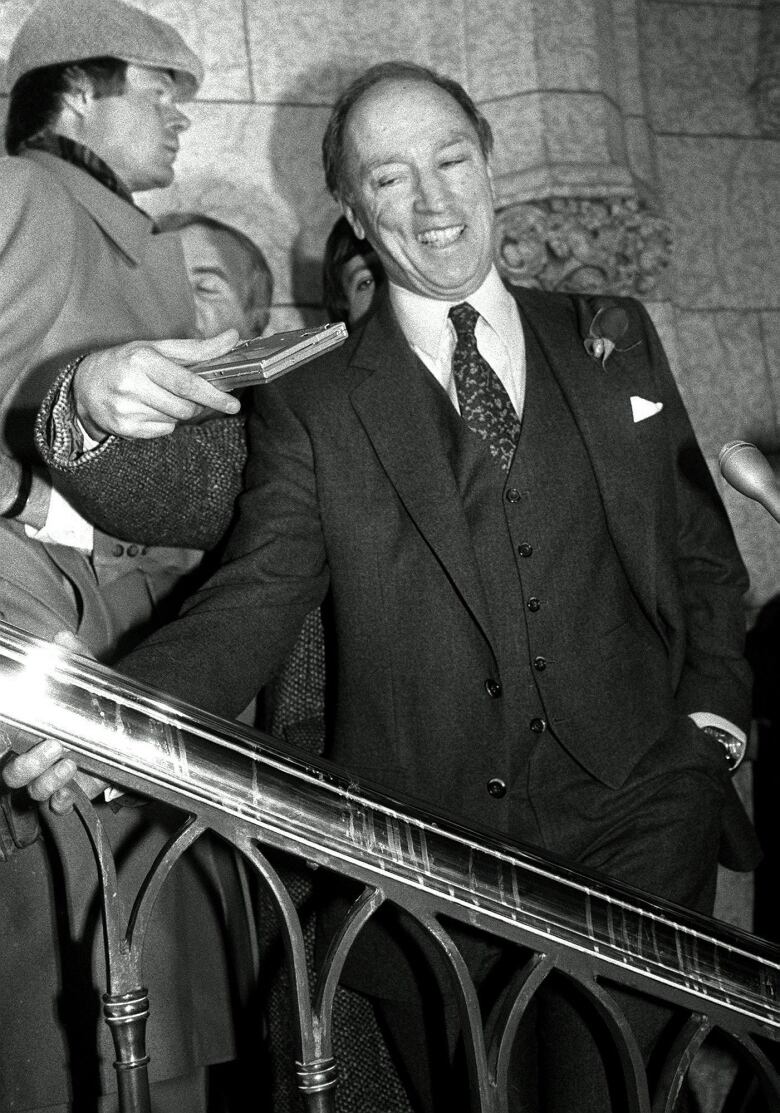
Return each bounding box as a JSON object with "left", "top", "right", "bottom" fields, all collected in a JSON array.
[{"left": 494, "top": 196, "right": 673, "bottom": 297}]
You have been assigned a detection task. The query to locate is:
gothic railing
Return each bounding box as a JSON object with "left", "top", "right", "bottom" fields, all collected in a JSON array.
[{"left": 0, "top": 619, "right": 778, "bottom": 1112}]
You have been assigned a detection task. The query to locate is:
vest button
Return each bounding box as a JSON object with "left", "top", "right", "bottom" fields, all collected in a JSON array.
[
  {"left": 517, "top": 543, "right": 533, "bottom": 558},
  {"left": 486, "top": 777, "right": 507, "bottom": 798},
  {"left": 126, "top": 544, "right": 139, "bottom": 557},
  {"left": 484, "top": 678, "right": 502, "bottom": 698},
  {"left": 505, "top": 488, "right": 522, "bottom": 503},
  {"left": 529, "top": 717, "right": 547, "bottom": 733},
  {"left": 112, "top": 543, "right": 124, "bottom": 557},
  {"left": 527, "top": 597, "right": 541, "bottom": 612},
  {"left": 533, "top": 656, "right": 547, "bottom": 671}
]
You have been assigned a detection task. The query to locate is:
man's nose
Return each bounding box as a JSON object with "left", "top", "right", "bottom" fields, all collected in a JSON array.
[
  {"left": 167, "top": 104, "right": 191, "bottom": 133},
  {"left": 413, "top": 170, "right": 447, "bottom": 211}
]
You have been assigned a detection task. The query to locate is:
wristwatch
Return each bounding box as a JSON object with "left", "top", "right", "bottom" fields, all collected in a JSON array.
[{"left": 700, "top": 724, "right": 747, "bottom": 772}]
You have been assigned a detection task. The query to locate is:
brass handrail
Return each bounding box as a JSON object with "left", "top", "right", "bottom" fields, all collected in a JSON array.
[{"left": 1, "top": 618, "right": 778, "bottom": 1111}]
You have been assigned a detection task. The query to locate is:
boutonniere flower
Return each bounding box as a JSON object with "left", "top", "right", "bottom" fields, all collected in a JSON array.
[{"left": 583, "top": 305, "right": 639, "bottom": 368}]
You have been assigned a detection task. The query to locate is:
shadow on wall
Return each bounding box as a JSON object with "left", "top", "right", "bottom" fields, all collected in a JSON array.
[{"left": 268, "top": 61, "right": 366, "bottom": 326}]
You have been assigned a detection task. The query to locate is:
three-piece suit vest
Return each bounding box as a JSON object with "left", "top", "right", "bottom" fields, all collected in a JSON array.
[{"left": 419, "top": 309, "right": 675, "bottom": 830}]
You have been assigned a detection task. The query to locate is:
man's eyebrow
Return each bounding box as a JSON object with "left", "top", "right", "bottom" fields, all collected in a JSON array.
[
  {"left": 436, "top": 132, "right": 479, "bottom": 152},
  {"left": 362, "top": 155, "right": 407, "bottom": 175},
  {"left": 190, "top": 263, "right": 231, "bottom": 281},
  {"left": 362, "top": 131, "right": 476, "bottom": 171}
]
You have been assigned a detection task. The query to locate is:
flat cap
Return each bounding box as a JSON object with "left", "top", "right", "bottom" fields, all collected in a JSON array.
[{"left": 6, "top": 0, "right": 203, "bottom": 98}]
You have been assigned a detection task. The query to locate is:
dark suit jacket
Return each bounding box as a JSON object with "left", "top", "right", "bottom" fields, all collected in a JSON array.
[{"left": 115, "top": 284, "right": 751, "bottom": 831}]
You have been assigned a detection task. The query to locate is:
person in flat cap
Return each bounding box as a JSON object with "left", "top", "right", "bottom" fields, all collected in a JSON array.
[
  {"left": 0, "top": 4, "right": 253, "bottom": 1112},
  {"left": 4, "top": 0, "right": 203, "bottom": 101},
  {"left": 0, "top": 2, "right": 230, "bottom": 640}
]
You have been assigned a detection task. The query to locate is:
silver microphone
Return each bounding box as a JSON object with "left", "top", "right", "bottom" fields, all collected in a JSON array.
[{"left": 718, "top": 441, "right": 780, "bottom": 524}]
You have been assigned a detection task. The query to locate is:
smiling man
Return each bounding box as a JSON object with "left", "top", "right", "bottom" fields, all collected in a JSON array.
[
  {"left": 337, "top": 73, "right": 496, "bottom": 300},
  {"left": 10, "top": 60, "right": 758, "bottom": 1112}
]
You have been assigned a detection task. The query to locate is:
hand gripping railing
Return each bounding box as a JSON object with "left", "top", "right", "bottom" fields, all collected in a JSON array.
[{"left": 0, "top": 618, "right": 778, "bottom": 1112}]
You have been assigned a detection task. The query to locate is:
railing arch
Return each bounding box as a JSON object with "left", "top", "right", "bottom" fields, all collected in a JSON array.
[{"left": 1, "top": 619, "right": 779, "bottom": 1112}]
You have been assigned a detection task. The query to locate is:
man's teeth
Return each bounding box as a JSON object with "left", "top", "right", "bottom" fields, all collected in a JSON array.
[{"left": 418, "top": 226, "right": 463, "bottom": 245}]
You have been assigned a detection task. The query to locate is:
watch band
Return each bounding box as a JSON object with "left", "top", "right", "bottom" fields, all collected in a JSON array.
[{"left": 700, "top": 724, "right": 747, "bottom": 772}]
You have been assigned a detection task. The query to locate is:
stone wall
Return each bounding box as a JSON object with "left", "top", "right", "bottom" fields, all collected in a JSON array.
[
  {"left": 641, "top": 0, "right": 779, "bottom": 621},
  {"left": 0, "top": 0, "right": 777, "bottom": 606}
]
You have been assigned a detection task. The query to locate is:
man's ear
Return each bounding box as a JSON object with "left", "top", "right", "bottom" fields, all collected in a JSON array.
[
  {"left": 341, "top": 200, "right": 366, "bottom": 242},
  {"left": 487, "top": 162, "right": 496, "bottom": 205},
  {"left": 60, "top": 68, "right": 93, "bottom": 120}
]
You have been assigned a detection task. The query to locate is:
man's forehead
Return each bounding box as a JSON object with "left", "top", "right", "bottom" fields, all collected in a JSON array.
[
  {"left": 182, "top": 222, "right": 223, "bottom": 250},
  {"left": 349, "top": 77, "right": 468, "bottom": 130},
  {"left": 344, "top": 78, "right": 480, "bottom": 164},
  {"left": 182, "top": 224, "right": 251, "bottom": 270}
]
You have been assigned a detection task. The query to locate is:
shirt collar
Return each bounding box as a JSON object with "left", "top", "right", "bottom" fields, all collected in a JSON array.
[
  {"left": 20, "top": 134, "right": 135, "bottom": 205},
  {"left": 389, "top": 265, "right": 516, "bottom": 360}
]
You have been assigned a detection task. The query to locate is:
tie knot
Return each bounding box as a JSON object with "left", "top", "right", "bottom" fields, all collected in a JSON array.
[{"left": 448, "top": 302, "right": 479, "bottom": 340}]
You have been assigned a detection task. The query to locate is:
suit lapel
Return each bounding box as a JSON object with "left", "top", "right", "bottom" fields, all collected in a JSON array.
[
  {"left": 347, "top": 285, "right": 661, "bottom": 654},
  {"left": 349, "top": 299, "right": 498, "bottom": 657},
  {"left": 511, "top": 285, "right": 659, "bottom": 612}
]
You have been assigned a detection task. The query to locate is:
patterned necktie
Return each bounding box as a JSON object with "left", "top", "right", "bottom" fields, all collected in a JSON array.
[{"left": 448, "top": 302, "right": 521, "bottom": 472}]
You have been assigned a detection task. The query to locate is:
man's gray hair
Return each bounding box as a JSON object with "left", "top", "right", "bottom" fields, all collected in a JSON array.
[{"left": 322, "top": 61, "right": 493, "bottom": 203}]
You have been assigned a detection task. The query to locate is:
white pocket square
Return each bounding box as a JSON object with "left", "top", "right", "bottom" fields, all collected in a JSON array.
[{"left": 630, "top": 396, "right": 663, "bottom": 423}]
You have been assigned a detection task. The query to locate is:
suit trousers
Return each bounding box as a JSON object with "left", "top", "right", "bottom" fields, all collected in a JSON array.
[{"left": 365, "top": 714, "right": 729, "bottom": 1113}]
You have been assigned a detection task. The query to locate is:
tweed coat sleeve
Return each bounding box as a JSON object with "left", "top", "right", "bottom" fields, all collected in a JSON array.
[{"left": 35, "top": 361, "right": 248, "bottom": 550}]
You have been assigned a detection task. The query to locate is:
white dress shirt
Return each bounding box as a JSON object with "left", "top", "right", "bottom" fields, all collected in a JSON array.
[
  {"left": 389, "top": 265, "right": 526, "bottom": 419},
  {"left": 25, "top": 486, "right": 93, "bottom": 552}
]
